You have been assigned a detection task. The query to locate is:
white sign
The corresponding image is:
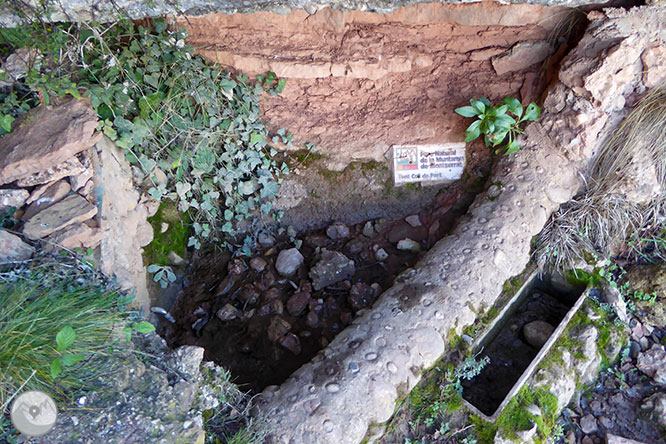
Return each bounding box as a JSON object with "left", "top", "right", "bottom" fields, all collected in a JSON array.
[{"left": 392, "top": 143, "right": 466, "bottom": 185}]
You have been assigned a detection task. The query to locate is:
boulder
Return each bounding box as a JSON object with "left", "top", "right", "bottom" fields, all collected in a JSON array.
[
  {"left": 0, "top": 99, "right": 100, "bottom": 186},
  {"left": 22, "top": 194, "right": 97, "bottom": 240},
  {"left": 0, "top": 229, "right": 33, "bottom": 263},
  {"left": 275, "top": 248, "right": 304, "bottom": 277},
  {"left": 309, "top": 250, "right": 355, "bottom": 290}
]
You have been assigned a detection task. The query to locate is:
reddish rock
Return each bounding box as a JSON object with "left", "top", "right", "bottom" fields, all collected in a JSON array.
[
  {"left": 0, "top": 99, "right": 100, "bottom": 186},
  {"left": 250, "top": 257, "right": 268, "bottom": 272},
  {"left": 44, "top": 222, "right": 103, "bottom": 250},
  {"left": 287, "top": 291, "right": 311, "bottom": 316},
  {"left": 262, "top": 287, "right": 283, "bottom": 303},
  {"left": 23, "top": 194, "right": 97, "bottom": 240},
  {"left": 17, "top": 155, "right": 87, "bottom": 187},
  {"left": 22, "top": 179, "right": 71, "bottom": 220},
  {"left": 492, "top": 41, "right": 553, "bottom": 76}
]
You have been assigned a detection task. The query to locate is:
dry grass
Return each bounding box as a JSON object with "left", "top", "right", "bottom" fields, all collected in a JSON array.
[{"left": 534, "top": 86, "right": 666, "bottom": 270}]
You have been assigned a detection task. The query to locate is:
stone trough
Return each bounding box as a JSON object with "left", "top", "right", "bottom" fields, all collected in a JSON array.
[
  {"left": 256, "top": 7, "right": 666, "bottom": 444},
  {"left": 461, "top": 271, "right": 588, "bottom": 421}
]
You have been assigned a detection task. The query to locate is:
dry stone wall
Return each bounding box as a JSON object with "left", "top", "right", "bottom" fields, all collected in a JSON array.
[{"left": 255, "top": 6, "right": 666, "bottom": 443}]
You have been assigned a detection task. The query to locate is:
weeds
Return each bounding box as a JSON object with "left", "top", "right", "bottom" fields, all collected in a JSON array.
[{"left": 534, "top": 86, "right": 666, "bottom": 271}]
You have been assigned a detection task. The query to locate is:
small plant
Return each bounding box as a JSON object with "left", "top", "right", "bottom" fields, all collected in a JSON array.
[
  {"left": 50, "top": 325, "right": 84, "bottom": 378},
  {"left": 455, "top": 97, "right": 541, "bottom": 155},
  {"left": 147, "top": 264, "right": 177, "bottom": 288}
]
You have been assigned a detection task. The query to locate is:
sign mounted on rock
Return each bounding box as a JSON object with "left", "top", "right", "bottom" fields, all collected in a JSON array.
[{"left": 392, "top": 143, "right": 465, "bottom": 185}]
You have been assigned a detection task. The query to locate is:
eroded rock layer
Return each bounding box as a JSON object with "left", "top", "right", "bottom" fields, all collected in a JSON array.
[{"left": 178, "top": 3, "right": 568, "bottom": 169}]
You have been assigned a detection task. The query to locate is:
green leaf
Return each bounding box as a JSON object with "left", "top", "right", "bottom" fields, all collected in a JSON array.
[
  {"left": 522, "top": 102, "right": 541, "bottom": 121},
  {"left": 504, "top": 139, "right": 521, "bottom": 155},
  {"left": 249, "top": 132, "right": 264, "bottom": 147},
  {"left": 480, "top": 118, "right": 495, "bottom": 134},
  {"left": 494, "top": 114, "right": 516, "bottom": 129},
  {"left": 147, "top": 264, "right": 161, "bottom": 273},
  {"left": 470, "top": 99, "right": 485, "bottom": 114},
  {"left": 154, "top": 18, "right": 168, "bottom": 33},
  {"left": 478, "top": 97, "right": 491, "bottom": 106},
  {"left": 121, "top": 326, "right": 132, "bottom": 342},
  {"left": 464, "top": 120, "right": 482, "bottom": 142},
  {"left": 502, "top": 97, "right": 523, "bottom": 118},
  {"left": 62, "top": 353, "right": 84, "bottom": 367},
  {"left": 0, "top": 114, "right": 14, "bottom": 133},
  {"left": 455, "top": 106, "right": 478, "bottom": 118},
  {"left": 490, "top": 104, "right": 508, "bottom": 116},
  {"left": 56, "top": 325, "right": 76, "bottom": 352},
  {"left": 275, "top": 78, "right": 286, "bottom": 94},
  {"left": 50, "top": 358, "right": 62, "bottom": 378},
  {"left": 132, "top": 321, "right": 156, "bottom": 334}
]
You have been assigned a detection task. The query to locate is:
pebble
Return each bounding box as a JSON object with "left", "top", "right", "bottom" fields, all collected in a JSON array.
[
  {"left": 250, "top": 257, "right": 267, "bottom": 272},
  {"left": 326, "top": 222, "right": 350, "bottom": 240},
  {"left": 405, "top": 214, "right": 422, "bottom": 227},
  {"left": 258, "top": 230, "right": 275, "bottom": 247},
  {"left": 287, "top": 291, "right": 311, "bottom": 316},
  {"left": 580, "top": 414, "right": 598, "bottom": 434},
  {"left": 396, "top": 238, "right": 420, "bottom": 253},
  {"left": 280, "top": 333, "right": 302, "bottom": 355},
  {"left": 275, "top": 248, "right": 304, "bottom": 277},
  {"left": 375, "top": 248, "right": 389, "bottom": 261},
  {"left": 362, "top": 221, "right": 375, "bottom": 237}
]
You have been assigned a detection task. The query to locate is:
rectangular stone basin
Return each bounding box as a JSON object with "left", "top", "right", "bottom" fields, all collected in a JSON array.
[{"left": 461, "top": 272, "right": 588, "bottom": 420}]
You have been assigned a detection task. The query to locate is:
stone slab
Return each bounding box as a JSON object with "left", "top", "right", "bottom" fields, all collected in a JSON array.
[{"left": 22, "top": 194, "right": 97, "bottom": 240}]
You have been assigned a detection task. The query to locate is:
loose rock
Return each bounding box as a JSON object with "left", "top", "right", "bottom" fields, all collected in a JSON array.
[
  {"left": 275, "top": 248, "right": 304, "bottom": 277},
  {"left": 523, "top": 320, "right": 555, "bottom": 349},
  {"left": 405, "top": 214, "right": 422, "bottom": 227},
  {"left": 309, "top": 250, "right": 355, "bottom": 290},
  {"left": 250, "top": 257, "right": 268, "bottom": 272},
  {"left": 267, "top": 316, "right": 291, "bottom": 342},
  {"left": 396, "top": 238, "right": 421, "bottom": 253},
  {"left": 287, "top": 291, "right": 310, "bottom": 316},
  {"left": 280, "top": 333, "right": 302, "bottom": 355},
  {"left": 44, "top": 222, "right": 103, "bottom": 250},
  {"left": 326, "top": 222, "right": 350, "bottom": 240},
  {"left": 22, "top": 179, "right": 72, "bottom": 220},
  {"left": 637, "top": 344, "right": 666, "bottom": 384},
  {"left": 580, "top": 414, "right": 598, "bottom": 434}
]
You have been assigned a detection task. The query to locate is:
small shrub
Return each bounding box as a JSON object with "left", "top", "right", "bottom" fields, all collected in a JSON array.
[{"left": 455, "top": 97, "right": 540, "bottom": 155}]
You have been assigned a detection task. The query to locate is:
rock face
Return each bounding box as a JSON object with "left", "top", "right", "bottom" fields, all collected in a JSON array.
[
  {"left": 257, "top": 7, "right": 666, "bottom": 443},
  {"left": 0, "top": 99, "right": 100, "bottom": 185},
  {"left": 178, "top": 3, "right": 567, "bottom": 169},
  {"left": 97, "top": 136, "right": 154, "bottom": 313}
]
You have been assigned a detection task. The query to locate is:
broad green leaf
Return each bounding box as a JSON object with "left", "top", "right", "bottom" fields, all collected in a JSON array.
[
  {"left": 147, "top": 264, "right": 161, "bottom": 273},
  {"left": 154, "top": 18, "right": 167, "bottom": 33},
  {"left": 62, "top": 353, "right": 84, "bottom": 367},
  {"left": 502, "top": 97, "right": 523, "bottom": 118},
  {"left": 132, "top": 321, "right": 156, "bottom": 334},
  {"left": 455, "top": 106, "right": 478, "bottom": 118},
  {"left": 50, "top": 358, "right": 62, "bottom": 378},
  {"left": 249, "top": 132, "right": 264, "bottom": 147},
  {"left": 522, "top": 102, "right": 541, "bottom": 122},
  {"left": 494, "top": 114, "right": 516, "bottom": 129},
  {"left": 0, "top": 114, "right": 14, "bottom": 133},
  {"left": 275, "top": 78, "right": 286, "bottom": 94},
  {"left": 478, "top": 97, "right": 491, "bottom": 106},
  {"left": 56, "top": 326, "right": 75, "bottom": 352},
  {"left": 490, "top": 104, "right": 508, "bottom": 116},
  {"left": 488, "top": 129, "right": 509, "bottom": 145},
  {"left": 470, "top": 99, "right": 485, "bottom": 114},
  {"left": 480, "top": 118, "right": 495, "bottom": 134},
  {"left": 504, "top": 139, "right": 521, "bottom": 155},
  {"left": 464, "top": 120, "right": 482, "bottom": 142}
]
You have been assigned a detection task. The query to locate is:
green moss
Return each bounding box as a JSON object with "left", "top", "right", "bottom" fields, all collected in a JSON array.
[
  {"left": 287, "top": 149, "right": 324, "bottom": 168},
  {"left": 470, "top": 415, "right": 497, "bottom": 444},
  {"left": 445, "top": 393, "right": 463, "bottom": 412},
  {"left": 143, "top": 202, "right": 190, "bottom": 266}
]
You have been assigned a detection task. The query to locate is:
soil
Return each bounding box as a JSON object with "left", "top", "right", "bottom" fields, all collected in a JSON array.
[
  {"left": 162, "top": 180, "right": 479, "bottom": 392},
  {"left": 176, "top": 2, "right": 567, "bottom": 169},
  {"left": 462, "top": 288, "right": 574, "bottom": 416}
]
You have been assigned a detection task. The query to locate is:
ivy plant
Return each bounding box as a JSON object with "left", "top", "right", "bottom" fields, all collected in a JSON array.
[{"left": 455, "top": 97, "right": 540, "bottom": 155}]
